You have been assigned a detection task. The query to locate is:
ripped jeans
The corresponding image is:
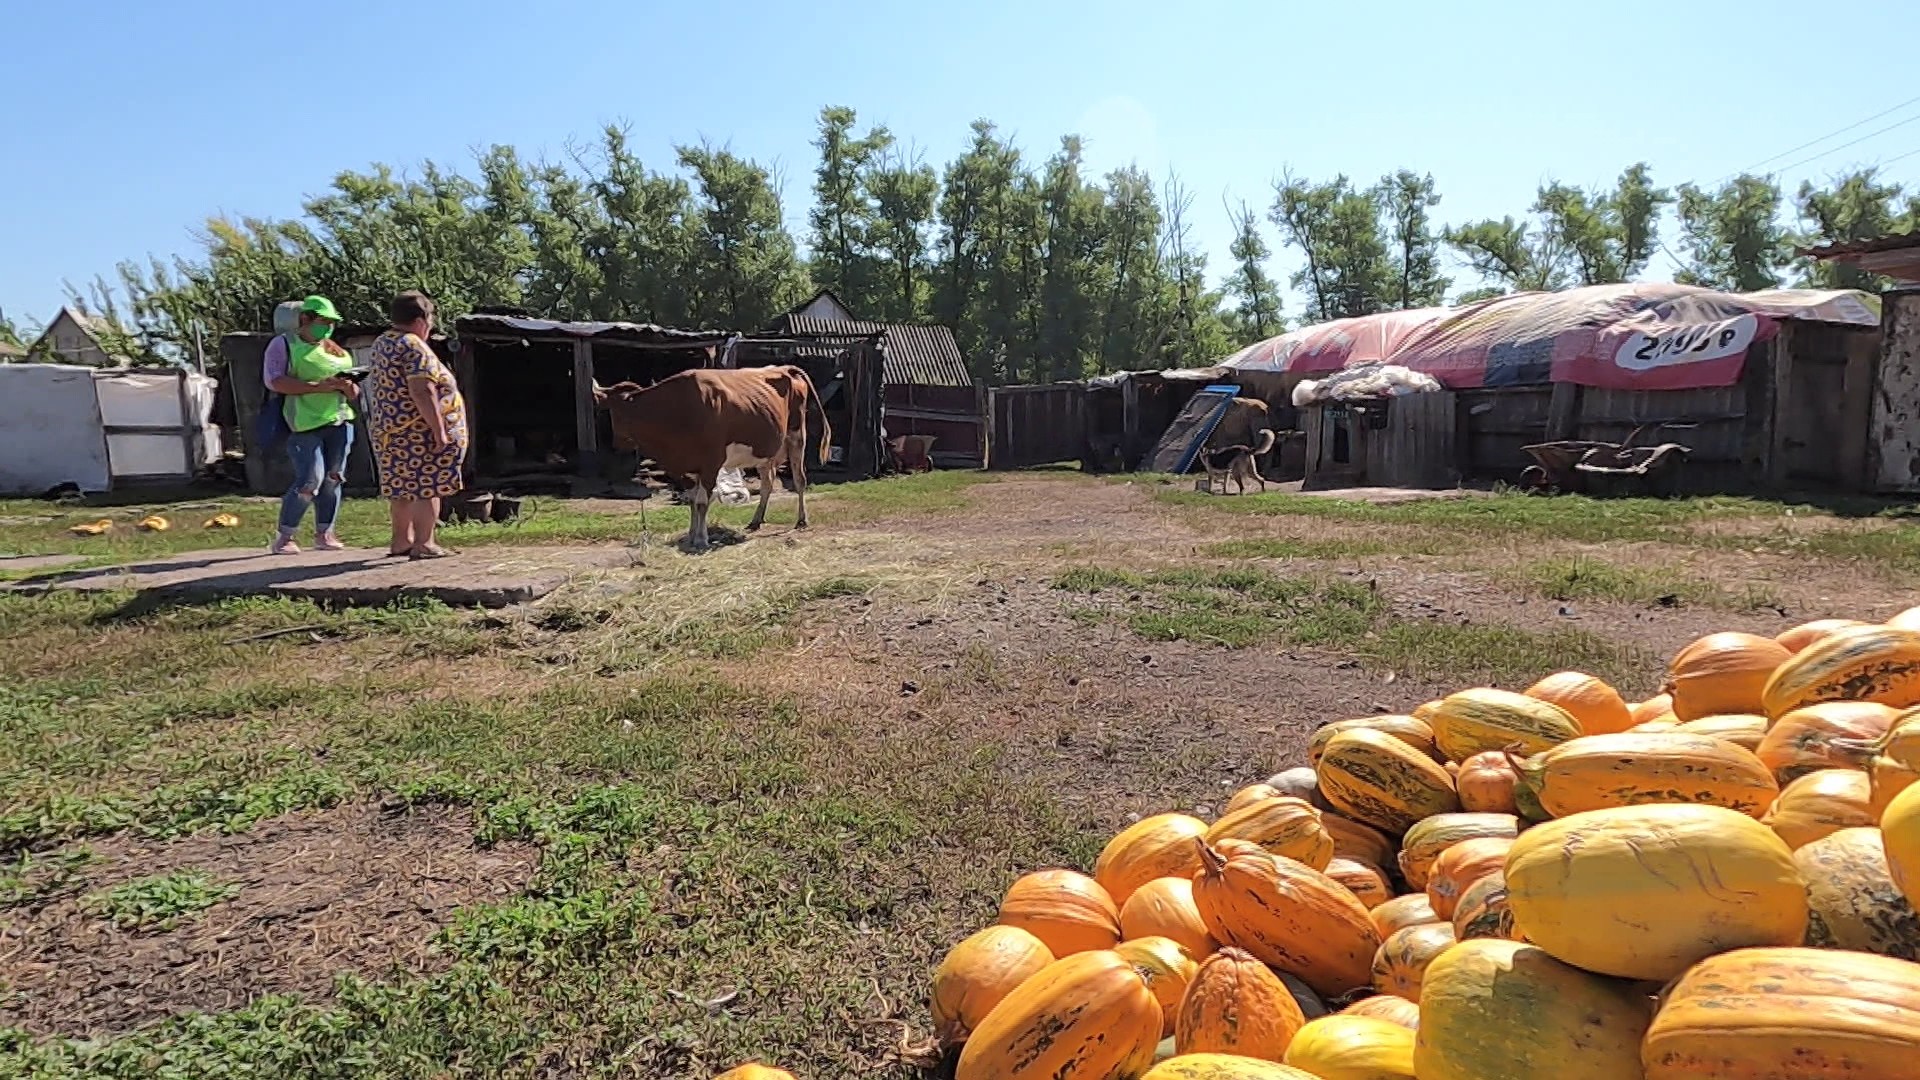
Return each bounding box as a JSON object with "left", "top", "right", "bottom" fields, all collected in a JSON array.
[{"left": 279, "top": 422, "right": 354, "bottom": 533}]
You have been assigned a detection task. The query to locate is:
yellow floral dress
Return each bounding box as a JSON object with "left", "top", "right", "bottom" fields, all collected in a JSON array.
[{"left": 368, "top": 330, "right": 468, "bottom": 499}]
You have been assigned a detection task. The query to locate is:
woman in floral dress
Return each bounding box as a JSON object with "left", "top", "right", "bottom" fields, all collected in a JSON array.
[{"left": 365, "top": 290, "right": 467, "bottom": 558}]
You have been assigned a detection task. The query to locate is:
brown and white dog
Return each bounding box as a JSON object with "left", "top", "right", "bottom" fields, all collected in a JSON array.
[{"left": 1194, "top": 428, "right": 1275, "bottom": 495}]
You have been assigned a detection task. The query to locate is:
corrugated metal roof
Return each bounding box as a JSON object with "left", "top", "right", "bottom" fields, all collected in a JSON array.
[
  {"left": 455, "top": 313, "right": 736, "bottom": 346},
  {"left": 1800, "top": 231, "right": 1920, "bottom": 259},
  {"left": 772, "top": 315, "right": 973, "bottom": 388}
]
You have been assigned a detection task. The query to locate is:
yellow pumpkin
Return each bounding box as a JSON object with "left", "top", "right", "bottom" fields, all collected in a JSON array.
[
  {"left": 1141, "top": 1054, "right": 1320, "bottom": 1080},
  {"left": 1629, "top": 693, "right": 1675, "bottom": 726},
  {"left": 1503, "top": 803, "right": 1809, "bottom": 981},
  {"left": 1452, "top": 751, "right": 1519, "bottom": 814},
  {"left": 1885, "top": 780, "right": 1920, "bottom": 911},
  {"left": 1762, "top": 624, "right": 1920, "bottom": 718},
  {"left": 1890, "top": 606, "right": 1920, "bottom": 631},
  {"left": 1370, "top": 922, "right": 1455, "bottom": 1002},
  {"left": 955, "top": 950, "right": 1162, "bottom": 1080},
  {"left": 1175, "top": 945, "right": 1308, "bottom": 1061},
  {"left": 1794, "top": 827, "right": 1920, "bottom": 959},
  {"left": 1666, "top": 632, "right": 1792, "bottom": 721},
  {"left": 1450, "top": 872, "right": 1521, "bottom": 942},
  {"left": 1395, "top": 813, "right": 1519, "bottom": 890},
  {"left": 995, "top": 869, "right": 1120, "bottom": 957},
  {"left": 1308, "top": 715, "right": 1440, "bottom": 766},
  {"left": 1205, "top": 797, "right": 1335, "bottom": 870},
  {"left": 1776, "top": 618, "right": 1869, "bottom": 654},
  {"left": 1671, "top": 712, "right": 1768, "bottom": 751},
  {"left": 1283, "top": 1015, "right": 1416, "bottom": 1080},
  {"left": 713, "top": 1067, "right": 797, "bottom": 1080},
  {"left": 1642, "top": 947, "right": 1920, "bottom": 1080},
  {"left": 1755, "top": 700, "right": 1896, "bottom": 782},
  {"left": 1509, "top": 732, "right": 1779, "bottom": 818},
  {"left": 1368, "top": 894, "right": 1440, "bottom": 939},
  {"left": 1630, "top": 716, "right": 1681, "bottom": 733},
  {"left": 1115, "top": 936, "right": 1200, "bottom": 1038},
  {"left": 1316, "top": 729, "right": 1460, "bottom": 835},
  {"left": 1415, "top": 939, "right": 1651, "bottom": 1080},
  {"left": 1864, "top": 708, "right": 1920, "bottom": 817},
  {"left": 1873, "top": 753, "right": 1920, "bottom": 819},
  {"left": 931, "top": 925, "right": 1056, "bottom": 1047},
  {"left": 1120, "top": 876, "right": 1217, "bottom": 958},
  {"left": 1094, "top": 814, "right": 1210, "bottom": 908},
  {"left": 1762, "top": 768, "right": 1875, "bottom": 850},
  {"left": 1524, "top": 671, "right": 1632, "bottom": 735},
  {"left": 1427, "top": 687, "right": 1582, "bottom": 762},
  {"left": 1225, "top": 784, "right": 1284, "bottom": 815},
  {"left": 1192, "top": 841, "right": 1383, "bottom": 999},
  {"left": 1425, "top": 838, "right": 1513, "bottom": 920},
  {"left": 1338, "top": 995, "right": 1419, "bottom": 1031},
  {"left": 1322, "top": 813, "right": 1396, "bottom": 870},
  {"left": 1325, "top": 857, "right": 1393, "bottom": 910}
]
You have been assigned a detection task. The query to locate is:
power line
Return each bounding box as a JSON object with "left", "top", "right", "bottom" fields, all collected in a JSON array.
[
  {"left": 1767, "top": 113, "right": 1920, "bottom": 178},
  {"left": 1879, "top": 145, "right": 1920, "bottom": 168},
  {"left": 1734, "top": 94, "right": 1920, "bottom": 175}
]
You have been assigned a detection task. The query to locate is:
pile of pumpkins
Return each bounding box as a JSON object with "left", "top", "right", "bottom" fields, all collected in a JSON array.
[{"left": 916, "top": 614, "right": 1920, "bottom": 1079}]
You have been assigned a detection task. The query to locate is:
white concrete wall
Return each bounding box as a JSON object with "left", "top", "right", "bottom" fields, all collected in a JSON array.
[{"left": 0, "top": 364, "right": 111, "bottom": 494}]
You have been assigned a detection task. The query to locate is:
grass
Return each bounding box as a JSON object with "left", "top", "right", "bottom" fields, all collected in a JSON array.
[
  {"left": 1055, "top": 562, "right": 1649, "bottom": 685},
  {"left": 81, "top": 870, "right": 241, "bottom": 931},
  {"left": 1515, "top": 556, "right": 1783, "bottom": 612}
]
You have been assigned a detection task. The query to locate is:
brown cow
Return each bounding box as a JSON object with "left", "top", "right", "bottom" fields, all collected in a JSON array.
[{"left": 592, "top": 365, "right": 830, "bottom": 551}]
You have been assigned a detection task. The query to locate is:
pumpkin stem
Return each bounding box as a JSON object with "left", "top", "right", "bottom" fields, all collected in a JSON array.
[{"left": 1195, "top": 837, "right": 1227, "bottom": 877}]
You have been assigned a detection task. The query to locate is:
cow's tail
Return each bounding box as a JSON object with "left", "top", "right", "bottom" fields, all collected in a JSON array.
[
  {"left": 1252, "top": 428, "right": 1276, "bottom": 456},
  {"left": 792, "top": 365, "right": 831, "bottom": 466}
]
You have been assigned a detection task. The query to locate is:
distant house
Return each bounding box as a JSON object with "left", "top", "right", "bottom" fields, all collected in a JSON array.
[
  {"left": 0, "top": 341, "right": 25, "bottom": 363},
  {"left": 31, "top": 306, "right": 134, "bottom": 367},
  {"left": 765, "top": 289, "right": 985, "bottom": 468}
]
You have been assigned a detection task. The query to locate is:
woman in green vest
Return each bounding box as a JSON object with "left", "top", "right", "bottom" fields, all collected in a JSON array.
[{"left": 263, "top": 295, "right": 359, "bottom": 554}]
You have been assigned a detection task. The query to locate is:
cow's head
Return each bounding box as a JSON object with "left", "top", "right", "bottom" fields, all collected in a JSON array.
[{"left": 591, "top": 380, "right": 644, "bottom": 411}]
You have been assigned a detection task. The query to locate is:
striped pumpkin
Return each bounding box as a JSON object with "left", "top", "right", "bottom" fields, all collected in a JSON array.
[
  {"left": 1666, "top": 632, "right": 1792, "bottom": 721},
  {"left": 1317, "top": 729, "right": 1460, "bottom": 835},
  {"left": 1094, "top": 814, "right": 1209, "bottom": 908},
  {"left": 1761, "top": 624, "right": 1920, "bottom": 718},
  {"left": 1755, "top": 701, "right": 1896, "bottom": 783},
  {"left": 1510, "top": 732, "right": 1779, "bottom": 818},
  {"left": 1371, "top": 922, "right": 1456, "bottom": 1002},
  {"left": 1205, "top": 796, "right": 1335, "bottom": 870},
  {"left": 1369, "top": 894, "right": 1442, "bottom": 939},
  {"left": 954, "top": 950, "right": 1162, "bottom": 1079},
  {"left": 1175, "top": 945, "right": 1308, "bottom": 1061},
  {"left": 1428, "top": 688, "right": 1581, "bottom": 762},
  {"left": 1397, "top": 813, "right": 1519, "bottom": 890},
  {"left": 1762, "top": 768, "right": 1876, "bottom": 850},
  {"left": 1794, "top": 827, "right": 1920, "bottom": 960},
  {"left": 1416, "top": 939, "right": 1651, "bottom": 1080},
  {"left": 1309, "top": 715, "right": 1441, "bottom": 766},
  {"left": 1192, "top": 841, "right": 1383, "bottom": 999}
]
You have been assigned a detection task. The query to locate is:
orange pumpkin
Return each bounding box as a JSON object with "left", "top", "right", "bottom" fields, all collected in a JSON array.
[
  {"left": 1762, "top": 768, "right": 1876, "bottom": 850},
  {"left": 1666, "top": 632, "right": 1792, "bottom": 721},
  {"left": 1192, "top": 841, "right": 1383, "bottom": 999},
  {"left": 1454, "top": 751, "right": 1520, "bottom": 814},
  {"left": 1114, "top": 935, "right": 1200, "bottom": 1038},
  {"left": 1226, "top": 784, "right": 1283, "bottom": 814},
  {"left": 931, "top": 925, "right": 1056, "bottom": 1047},
  {"left": 1370, "top": 894, "right": 1442, "bottom": 939},
  {"left": 1755, "top": 701, "right": 1896, "bottom": 783},
  {"left": 1872, "top": 754, "right": 1920, "bottom": 819},
  {"left": 1340, "top": 994, "right": 1420, "bottom": 1030},
  {"left": 1777, "top": 619, "right": 1870, "bottom": 654},
  {"left": 1673, "top": 713, "right": 1769, "bottom": 752},
  {"left": 713, "top": 1066, "right": 797, "bottom": 1080},
  {"left": 1326, "top": 857, "right": 1395, "bottom": 910},
  {"left": 1119, "top": 877, "right": 1217, "bottom": 958},
  {"left": 1205, "top": 796, "right": 1335, "bottom": 870},
  {"left": 1175, "top": 946, "right": 1308, "bottom": 1061},
  {"left": 1526, "top": 671, "right": 1632, "bottom": 735},
  {"left": 955, "top": 950, "right": 1162, "bottom": 1080},
  {"left": 1093, "top": 814, "right": 1209, "bottom": 908},
  {"left": 1322, "top": 813, "right": 1396, "bottom": 870},
  {"left": 1425, "top": 839, "right": 1514, "bottom": 921},
  {"left": 1630, "top": 694, "right": 1676, "bottom": 726},
  {"left": 996, "top": 869, "right": 1120, "bottom": 957},
  {"left": 1371, "top": 922, "right": 1457, "bottom": 1002}
]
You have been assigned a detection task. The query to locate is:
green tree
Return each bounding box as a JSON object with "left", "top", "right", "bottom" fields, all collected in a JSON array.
[
  {"left": 1447, "top": 163, "right": 1671, "bottom": 294},
  {"left": 934, "top": 121, "right": 1031, "bottom": 380},
  {"left": 1673, "top": 174, "right": 1789, "bottom": 292},
  {"left": 1031, "top": 137, "right": 1106, "bottom": 380},
  {"left": 1223, "top": 198, "right": 1282, "bottom": 344},
  {"left": 1796, "top": 168, "right": 1909, "bottom": 290},
  {"left": 677, "top": 143, "right": 807, "bottom": 327},
  {"left": 808, "top": 106, "right": 893, "bottom": 314},
  {"left": 1154, "top": 172, "right": 1234, "bottom": 368},
  {"left": 1373, "top": 170, "right": 1449, "bottom": 308},
  {"left": 582, "top": 126, "right": 700, "bottom": 323},
  {"left": 0, "top": 308, "right": 30, "bottom": 353},
  {"left": 863, "top": 147, "right": 938, "bottom": 322},
  {"left": 1270, "top": 172, "right": 1394, "bottom": 322},
  {"left": 1095, "top": 165, "right": 1166, "bottom": 374}
]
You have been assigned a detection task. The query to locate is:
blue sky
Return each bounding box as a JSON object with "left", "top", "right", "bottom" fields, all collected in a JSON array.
[{"left": 4, "top": 0, "right": 1917, "bottom": 332}]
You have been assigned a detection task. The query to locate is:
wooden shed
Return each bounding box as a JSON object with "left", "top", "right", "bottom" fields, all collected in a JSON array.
[{"left": 1302, "top": 392, "right": 1459, "bottom": 490}]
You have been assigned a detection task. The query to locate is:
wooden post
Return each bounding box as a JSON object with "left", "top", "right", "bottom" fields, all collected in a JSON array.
[
  {"left": 1121, "top": 375, "right": 1141, "bottom": 470},
  {"left": 573, "top": 339, "right": 598, "bottom": 477},
  {"left": 1767, "top": 324, "right": 1795, "bottom": 488},
  {"left": 173, "top": 367, "right": 200, "bottom": 479},
  {"left": 1545, "top": 380, "right": 1582, "bottom": 441}
]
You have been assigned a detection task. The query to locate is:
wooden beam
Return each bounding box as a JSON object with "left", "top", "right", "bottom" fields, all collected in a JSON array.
[
  {"left": 1545, "top": 381, "right": 1581, "bottom": 440},
  {"left": 573, "top": 339, "right": 598, "bottom": 478},
  {"left": 1767, "top": 325, "right": 1795, "bottom": 487}
]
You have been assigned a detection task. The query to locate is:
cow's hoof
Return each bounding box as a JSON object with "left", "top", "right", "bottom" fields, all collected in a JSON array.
[
  {"left": 795, "top": 520, "right": 810, "bottom": 530},
  {"left": 745, "top": 521, "right": 764, "bottom": 532}
]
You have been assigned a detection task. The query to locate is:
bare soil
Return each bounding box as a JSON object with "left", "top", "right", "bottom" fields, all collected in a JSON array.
[{"left": 0, "top": 804, "right": 536, "bottom": 1037}]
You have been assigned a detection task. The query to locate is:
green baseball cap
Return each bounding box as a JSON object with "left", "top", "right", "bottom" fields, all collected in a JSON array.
[{"left": 299, "top": 295, "right": 342, "bottom": 320}]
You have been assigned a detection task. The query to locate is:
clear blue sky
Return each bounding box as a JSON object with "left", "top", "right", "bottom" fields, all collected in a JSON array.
[{"left": 5, "top": 0, "right": 1917, "bottom": 332}]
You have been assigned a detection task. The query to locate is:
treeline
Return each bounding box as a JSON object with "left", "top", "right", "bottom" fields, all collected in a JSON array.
[{"left": 37, "top": 106, "right": 1920, "bottom": 382}]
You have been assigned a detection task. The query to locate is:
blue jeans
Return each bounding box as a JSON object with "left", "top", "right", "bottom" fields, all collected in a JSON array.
[{"left": 279, "top": 423, "right": 353, "bottom": 532}]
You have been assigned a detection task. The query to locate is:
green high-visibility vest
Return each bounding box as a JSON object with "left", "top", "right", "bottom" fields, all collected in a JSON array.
[{"left": 282, "top": 336, "right": 354, "bottom": 432}]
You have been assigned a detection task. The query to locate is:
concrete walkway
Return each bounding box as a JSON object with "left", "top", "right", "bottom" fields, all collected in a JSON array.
[{"left": 6, "top": 546, "right": 634, "bottom": 608}]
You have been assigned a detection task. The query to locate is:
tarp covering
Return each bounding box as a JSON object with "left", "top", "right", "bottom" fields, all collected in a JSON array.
[{"left": 1217, "top": 283, "right": 1881, "bottom": 391}]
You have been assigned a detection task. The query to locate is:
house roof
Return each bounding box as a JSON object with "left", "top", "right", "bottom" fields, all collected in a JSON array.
[
  {"left": 453, "top": 313, "right": 738, "bottom": 347},
  {"left": 782, "top": 288, "right": 854, "bottom": 319},
  {"left": 32, "top": 305, "right": 133, "bottom": 362},
  {"left": 1799, "top": 231, "right": 1920, "bottom": 259},
  {"left": 768, "top": 313, "right": 973, "bottom": 388}
]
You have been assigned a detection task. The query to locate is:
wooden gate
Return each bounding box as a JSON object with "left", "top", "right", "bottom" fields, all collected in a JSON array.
[{"left": 988, "top": 384, "right": 1087, "bottom": 470}]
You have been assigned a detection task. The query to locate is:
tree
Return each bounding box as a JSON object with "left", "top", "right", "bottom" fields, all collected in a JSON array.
[
  {"left": 934, "top": 121, "right": 1030, "bottom": 381},
  {"left": 863, "top": 147, "right": 938, "bottom": 322},
  {"left": 1096, "top": 165, "right": 1166, "bottom": 374},
  {"left": 1447, "top": 163, "right": 1671, "bottom": 294},
  {"left": 1154, "top": 172, "right": 1233, "bottom": 368},
  {"left": 1031, "top": 137, "right": 1105, "bottom": 380},
  {"left": 1796, "top": 168, "right": 1909, "bottom": 290},
  {"left": 1270, "top": 172, "right": 1394, "bottom": 322},
  {"left": 1673, "top": 174, "right": 1789, "bottom": 292},
  {"left": 677, "top": 143, "right": 808, "bottom": 327},
  {"left": 1372, "top": 170, "right": 1448, "bottom": 309},
  {"left": 808, "top": 106, "right": 893, "bottom": 314},
  {"left": 1223, "top": 198, "right": 1281, "bottom": 344},
  {"left": 0, "top": 308, "right": 29, "bottom": 353}
]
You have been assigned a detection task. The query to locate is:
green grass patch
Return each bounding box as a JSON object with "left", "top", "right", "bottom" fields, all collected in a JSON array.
[
  {"left": 1366, "top": 620, "right": 1650, "bottom": 687},
  {"left": 81, "top": 870, "right": 240, "bottom": 930},
  {"left": 0, "top": 846, "right": 97, "bottom": 907},
  {"left": 1516, "top": 556, "right": 1782, "bottom": 612}
]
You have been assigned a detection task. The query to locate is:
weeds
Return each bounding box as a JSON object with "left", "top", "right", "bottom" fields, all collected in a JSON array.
[{"left": 81, "top": 870, "right": 240, "bottom": 930}]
